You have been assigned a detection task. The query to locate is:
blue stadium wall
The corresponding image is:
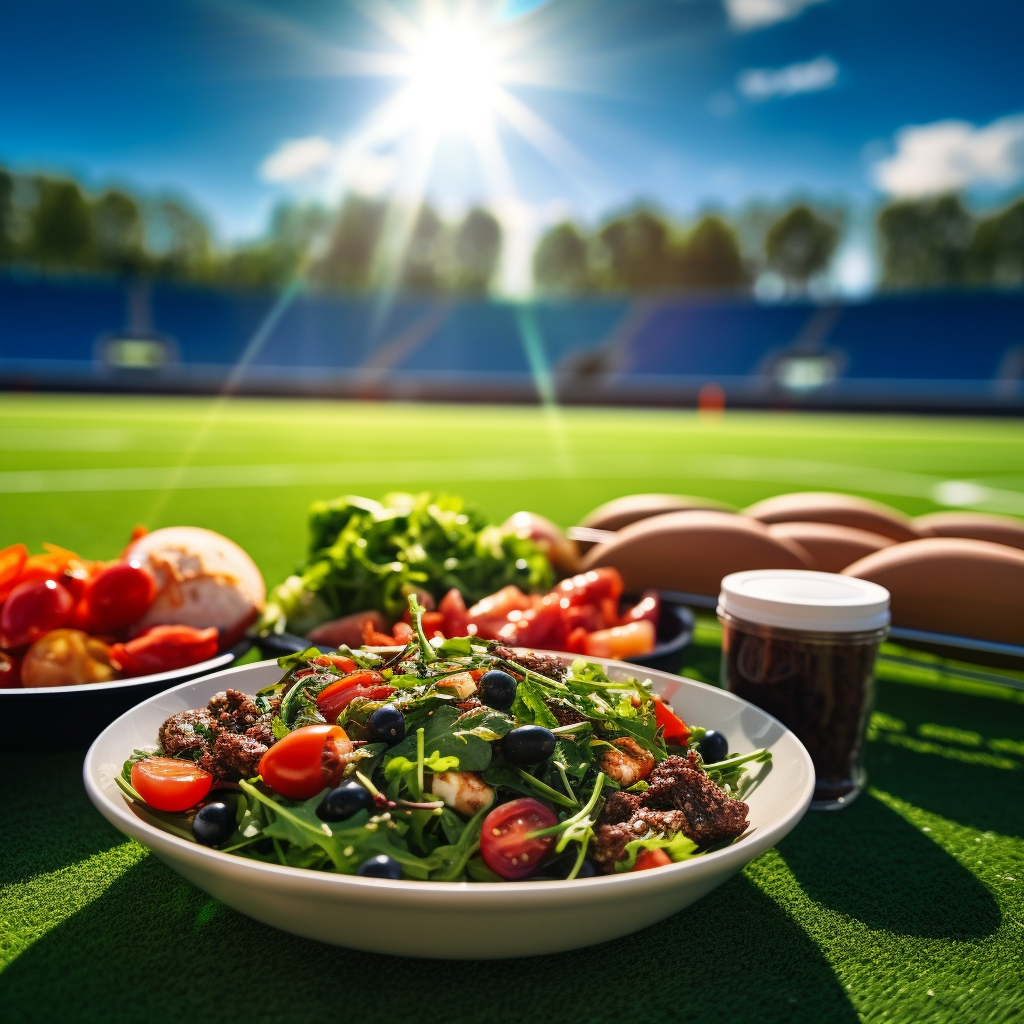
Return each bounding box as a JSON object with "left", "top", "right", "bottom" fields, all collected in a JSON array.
[{"left": 1, "top": 272, "right": 1022, "bottom": 410}]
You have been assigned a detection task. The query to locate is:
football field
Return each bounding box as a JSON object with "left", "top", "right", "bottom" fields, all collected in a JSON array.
[{"left": 2, "top": 393, "right": 1022, "bottom": 587}]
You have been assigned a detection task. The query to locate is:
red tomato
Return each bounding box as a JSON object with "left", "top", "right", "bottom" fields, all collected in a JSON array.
[
  {"left": 632, "top": 848, "right": 673, "bottom": 871},
  {"left": 480, "top": 798, "right": 559, "bottom": 880},
  {"left": 131, "top": 757, "right": 213, "bottom": 812},
  {"left": 621, "top": 590, "right": 660, "bottom": 626},
  {"left": 653, "top": 696, "right": 689, "bottom": 745},
  {"left": 580, "top": 619, "right": 656, "bottom": 660},
  {"left": 310, "top": 653, "right": 357, "bottom": 674},
  {"left": 316, "top": 671, "right": 394, "bottom": 721},
  {"left": 467, "top": 585, "right": 531, "bottom": 630},
  {"left": 554, "top": 568, "right": 624, "bottom": 609},
  {"left": 565, "top": 626, "right": 589, "bottom": 654},
  {"left": 392, "top": 621, "right": 415, "bottom": 642},
  {"left": 258, "top": 724, "right": 351, "bottom": 800},
  {"left": 0, "top": 578, "right": 74, "bottom": 649},
  {"left": 83, "top": 560, "right": 156, "bottom": 632},
  {"left": 0, "top": 544, "right": 28, "bottom": 603},
  {"left": 109, "top": 625, "right": 219, "bottom": 677},
  {"left": 438, "top": 588, "right": 469, "bottom": 637},
  {"left": 497, "top": 601, "right": 569, "bottom": 650},
  {"left": 420, "top": 611, "right": 446, "bottom": 637},
  {"left": 0, "top": 651, "right": 22, "bottom": 688}
]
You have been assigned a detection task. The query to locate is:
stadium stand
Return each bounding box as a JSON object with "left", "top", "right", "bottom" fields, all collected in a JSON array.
[{"left": 1, "top": 273, "right": 1021, "bottom": 410}]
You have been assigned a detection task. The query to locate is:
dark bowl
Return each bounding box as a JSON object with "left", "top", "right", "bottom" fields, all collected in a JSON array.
[
  {"left": 0, "top": 643, "right": 249, "bottom": 751},
  {"left": 626, "top": 599, "right": 695, "bottom": 674}
]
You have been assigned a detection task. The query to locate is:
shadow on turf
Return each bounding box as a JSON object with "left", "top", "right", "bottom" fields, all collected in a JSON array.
[
  {"left": 1, "top": 749, "right": 126, "bottom": 887},
  {"left": 776, "top": 790, "right": 1001, "bottom": 940},
  {"left": 0, "top": 859, "right": 859, "bottom": 1024}
]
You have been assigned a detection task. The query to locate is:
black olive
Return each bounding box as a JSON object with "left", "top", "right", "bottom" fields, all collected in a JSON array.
[
  {"left": 366, "top": 705, "right": 406, "bottom": 746},
  {"left": 502, "top": 725, "right": 557, "bottom": 766},
  {"left": 699, "top": 729, "right": 728, "bottom": 764},
  {"left": 192, "top": 801, "right": 236, "bottom": 847},
  {"left": 317, "top": 782, "right": 373, "bottom": 821},
  {"left": 478, "top": 669, "right": 517, "bottom": 711},
  {"left": 357, "top": 855, "right": 403, "bottom": 879}
]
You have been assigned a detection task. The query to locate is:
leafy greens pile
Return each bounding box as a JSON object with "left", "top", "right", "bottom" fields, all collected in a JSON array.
[{"left": 260, "top": 492, "right": 553, "bottom": 635}]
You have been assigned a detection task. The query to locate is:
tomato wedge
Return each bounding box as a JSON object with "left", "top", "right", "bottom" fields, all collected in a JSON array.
[
  {"left": 131, "top": 757, "right": 213, "bottom": 812},
  {"left": 632, "top": 848, "right": 673, "bottom": 871},
  {"left": 258, "top": 724, "right": 352, "bottom": 800},
  {"left": 315, "top": 670, "right": 394, "bottom": 722},
  {"left": 653, "top": 696, "right": 689, "bottom": 745},
  {"left": 480, "top": 798, "right": 559, "bottom": 880}
]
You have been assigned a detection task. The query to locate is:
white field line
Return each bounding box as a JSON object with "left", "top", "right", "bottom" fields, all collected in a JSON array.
[{"left": 2, "top": 454, "right": 1023, "bottom": 514}]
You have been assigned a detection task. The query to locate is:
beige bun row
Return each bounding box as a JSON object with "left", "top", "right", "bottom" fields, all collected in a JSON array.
[{"left": 576, "top": 493, "right": 1024, "bottom": 647}]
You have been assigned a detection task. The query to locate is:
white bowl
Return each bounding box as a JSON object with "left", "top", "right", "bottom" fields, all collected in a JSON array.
[{"left": 84, "top": 657, "right": 814, "bottom": 959}]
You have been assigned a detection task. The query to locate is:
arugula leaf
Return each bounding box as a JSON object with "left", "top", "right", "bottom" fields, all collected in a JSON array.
[
  {"left": 384, "top": 706, "right": 493, "bottom": 773},
  {"left": 510, "top": 678, "right": 560, "bottom": 729}
]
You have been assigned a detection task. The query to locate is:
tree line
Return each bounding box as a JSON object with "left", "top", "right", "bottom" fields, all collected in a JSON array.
[{"left": 0, "top": 165, "right": 1021, "bottom": 295}]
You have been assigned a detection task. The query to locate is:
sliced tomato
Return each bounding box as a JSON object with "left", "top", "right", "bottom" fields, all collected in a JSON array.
[
  {"left": 258, "top": 724, "right": 351, "bottom": 800},
  {"left": 438, "top": 588, "right": 469, "bottom": 638},
  {"left": 632, "top": 848, "right": 673, "bottom": 871},
  {"left": 621, "top": 590, "right": 660, "bottom": 626},
  {"left": 83, "top": 560, "right": 157, "bottom": 632},
  {"left": 479, "top": 797, "right": 559, "bottom": 880},
  {"left": 580, "top": 619, "right": 656, "bottom": 660},
  {"left": 392, "top": 621, "right": 415, "bottom": 642},
  {"left": 310, "top": 653, "right": 357, "bottom": 674},
  {"left": 0, "top": 578, "right": 75, "bottom": 649},
  {"left": 467, "top": 585, "right": 532, "bottom": 636},
  {"left": 315, "top": 670, "right": 394, "bottom": 721},
  {"left": 131, "top": 757, "right": 213, "bottom": 812},
  {"left": 653, "top": 695, "right": 689, "bottom": 745},
  {"left": 554, "top": 568, "right": 624, "bottom": 609},
  {"left": 496, "top": 600, "right": 569, "bottom": 650},
  {"left": 420, "top": 611, "right": 446, "bottom": 638},
  {"left": 110, "top": 625, "right": 219, "bottom": 676}
]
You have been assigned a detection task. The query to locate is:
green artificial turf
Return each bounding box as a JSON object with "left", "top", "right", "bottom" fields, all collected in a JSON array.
[{"left": 1, "top": 395, "right": 1023, "bottom": 1024}]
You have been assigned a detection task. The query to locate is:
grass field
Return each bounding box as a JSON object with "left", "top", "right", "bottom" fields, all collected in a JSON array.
[{"left": 2, "top": 394, "right": 1022, "bottom": 585}]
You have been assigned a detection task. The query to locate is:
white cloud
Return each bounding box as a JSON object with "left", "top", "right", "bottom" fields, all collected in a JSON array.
[
  {"left": 723, "top": 0, "right": 826, "bottom": 31},
  {"left": 259, "top": 136, "right": 334, "bottom": 183},
  {"left": 737, "top": 56, "right": 838, "bottom": 101},
  {"left": 871, "top": 114, "right": 1024, "bottom": 197}
]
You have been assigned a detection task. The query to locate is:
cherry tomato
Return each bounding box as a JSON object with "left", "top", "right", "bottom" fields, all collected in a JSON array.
[
  {"left": 316, "top": 670, "right": 395, "bottom": 722},
  {"left": 580, "top": 619, "right": 656, "bottom": 660},
  {"left": 21, "top": 629, "right": 116, "bottom": 687},
  {"left": 0, "top": 544, "right": 28, "bottom": 603},
  {"left": 438, "top": 588, "right": 469, "bottom": 638},
  {"left": 480, "top": 797, "right": 559, "bottom": 880},
  {"left": 496, "top": 601, "right": 569, "bottom": 649},
  {"left": 258, "top": 724, "right": 352, "bottom": 800},
  {"left": 632, "top": 848, "right": 673, "bottom": 871},
  {"left": 84, "top": 560, "right": 157, "bottom": 632},
  {"left": 467, "top": 585, "right": 532, "bottom": 635},
  {"left": 0, "top": 651, "right": 22, "bottom": 688},
  {"left": 131, "top": 756, "right": 213, "bottom": 812},
  {"left": 109, "top": 625, "right": 219, "bottom": 677},
  {"left": 0, "top": 578, "right": 74, "bottom": 649},
  {"left": 653, "top": 696, "right": 689, "bottom": 745},
  {"left": 554, "top": 568, "right": 624, "bottom": 609}
]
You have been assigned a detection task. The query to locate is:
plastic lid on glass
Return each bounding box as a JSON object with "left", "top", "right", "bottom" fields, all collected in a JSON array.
[{"left": 718, "top": 569, "right": 891, "bottom": 633}]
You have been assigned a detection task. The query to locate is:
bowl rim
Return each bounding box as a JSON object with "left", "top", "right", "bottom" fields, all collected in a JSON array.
[
  {"left": 84, "top": 655, "right": 815, "bottom": 901},
  {"left": 1, "top": 646, "right": 244, "bottom": 696}
]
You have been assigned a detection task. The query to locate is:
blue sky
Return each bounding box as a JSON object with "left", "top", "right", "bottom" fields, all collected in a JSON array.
[{"left": 3, "top": 0, "right": 1023, "bottom": 292}]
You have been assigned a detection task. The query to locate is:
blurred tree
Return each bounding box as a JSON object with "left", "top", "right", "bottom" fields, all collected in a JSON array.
[
  {"left": 965, "top": 198, "right": 1024, "bottom": 288},
  {"left": 25, "top": 176, "right": 92, "bottom": 267},
  {"left": 92, "top": 189, "right": 145, "bottom": 273},
  {"left": 452, "top": 207, "right": 501, "bottom": 294},
  {"left": 145, "top": 197, "right": 212, "bottom": 278},
  {"left": 765, "top": 205, "right": 839, "bottom": 288},
  {"left": 877, "top": 194, "right": 974, "bottom": 290},
  {"left": 400, "top": 204, "right": 448, "bottom": 292},
  {"left": 310, "top": 195, "right": 385, "bottom": 291},
  {"left": 0, "top": 169, "right": 15, "bottom": 261},
  {"left": 593, "top": 208, "right": 672, "bottom": 291},
  {"left": 533, "top": 222, "right": 590, "bottom": 294},
  {"left": 676, "top": 215, "right": 747, "bottom": 291}
]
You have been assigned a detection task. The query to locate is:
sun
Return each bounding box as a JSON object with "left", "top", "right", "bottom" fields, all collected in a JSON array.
[{"left": 406, "top": 24, "right": 502, "bottom": 135}]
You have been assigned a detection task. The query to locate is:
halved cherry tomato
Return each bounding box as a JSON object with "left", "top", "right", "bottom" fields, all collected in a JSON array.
[
  {"left": 479, "top": 797, "right": 559, "bottom": 880},
  {"left": 258, "top": 724, "right": 352, "bottom": 799},
  {"left": 653, "top": 695, "right": 689, "bottom": 745},
  {"left": 0, "top": 578, "right": 74, "bottom": 649},
  {"left": 580, "top": 619, "right": 656, "bottom": 660},
  {"left": 131, "top": 756, "right": 213, "bottom": 812},
  {"left": 632, "top": 848, "right": 673, "bottom": 871},
  {"left": 316, "top": 670, "right": 394, "bottom": 721},
  {"left": 0, "top": 544, "right": 28, "bottom": 603},
  {"left": 109, "top": 625, "right": 219, "bottom": 677},
  {"left": 83, "top": 560, "right": 157, "bottom": 632},
  {"left": 554, "top": 568, "right": 624, "bottom": 608}
]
